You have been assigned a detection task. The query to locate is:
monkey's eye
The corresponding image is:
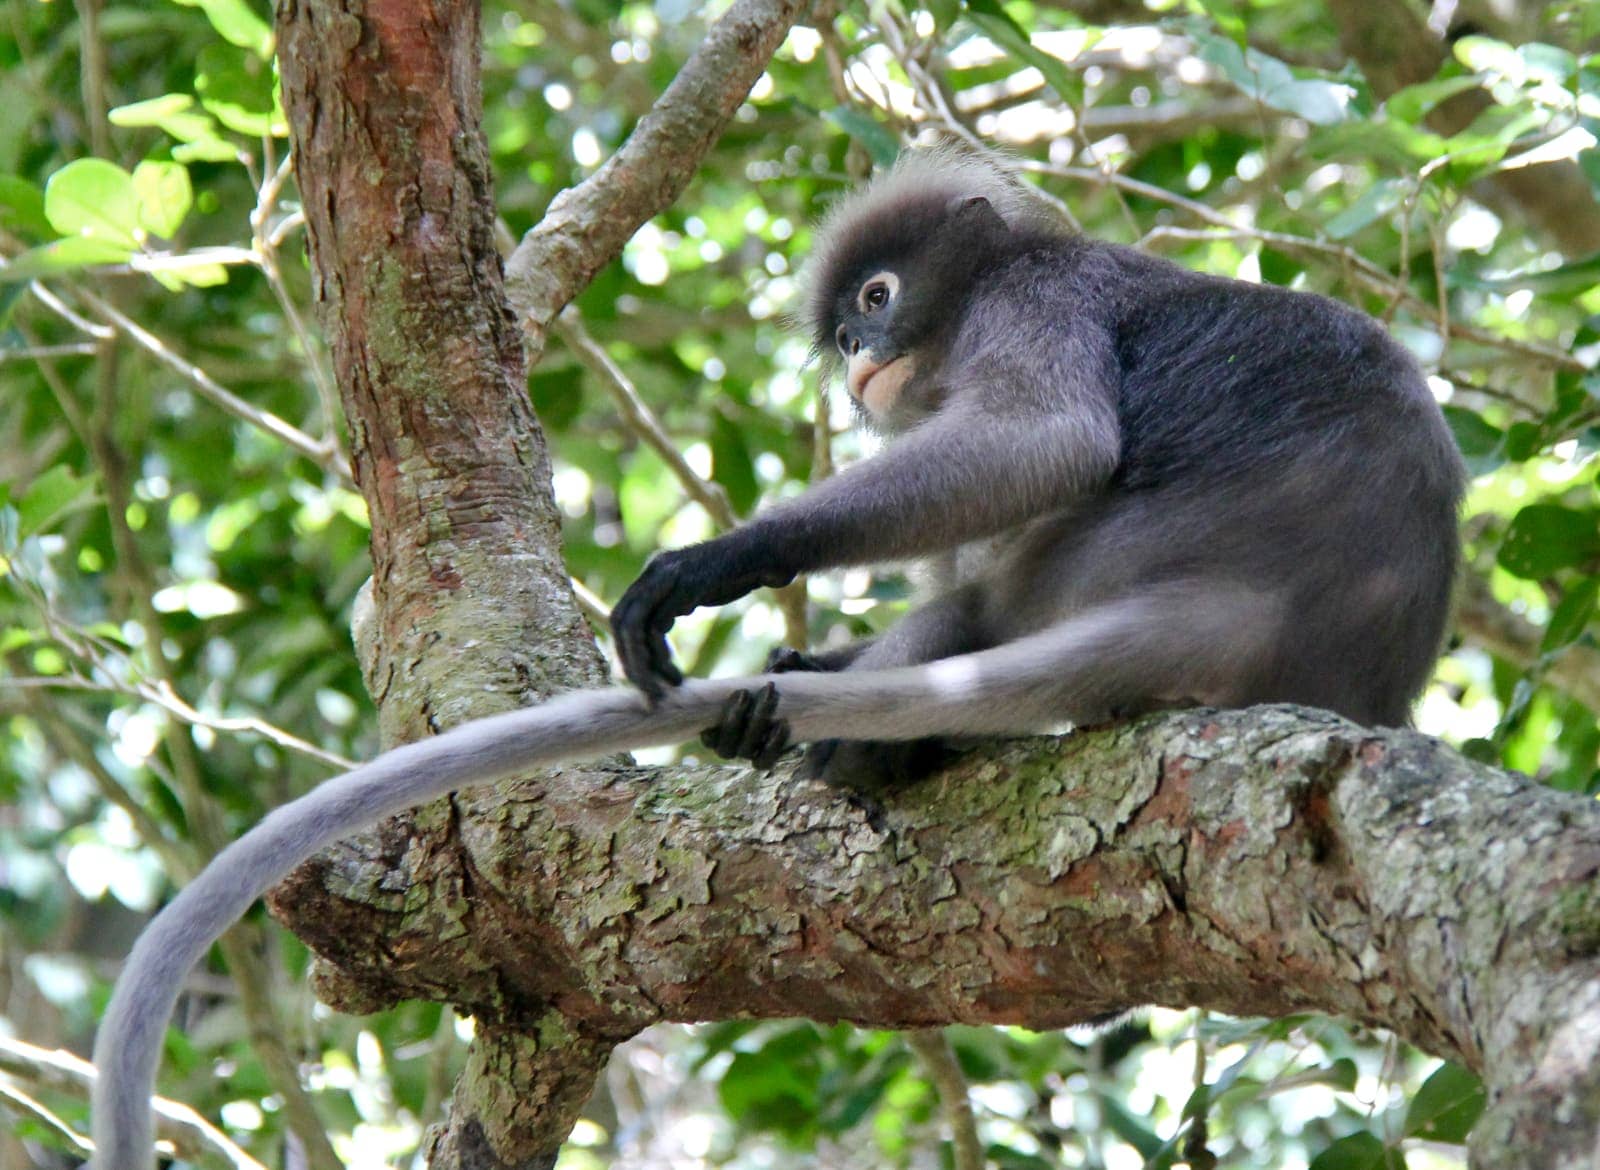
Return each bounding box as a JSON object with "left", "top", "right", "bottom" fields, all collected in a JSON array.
[{"left": 861, "top": 282, "right": 891, "bottom": 312}]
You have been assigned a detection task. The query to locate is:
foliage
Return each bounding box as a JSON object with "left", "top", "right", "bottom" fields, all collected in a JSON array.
[{"left": 0, "top": 0, "right": 1596, "bottom": 1167}]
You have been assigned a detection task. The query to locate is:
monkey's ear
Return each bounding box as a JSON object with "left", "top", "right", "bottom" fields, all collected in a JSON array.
[{"left": 946, "top": 194, "right": 1007, "bottom": 230}]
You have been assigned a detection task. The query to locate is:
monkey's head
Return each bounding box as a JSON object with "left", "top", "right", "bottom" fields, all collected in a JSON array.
[{"left": 803, "top": 150, "right": 1048, "bottom": 430}]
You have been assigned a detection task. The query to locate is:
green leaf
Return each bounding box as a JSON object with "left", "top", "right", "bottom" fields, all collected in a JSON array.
[
  {"left": 108, "top": 93, "right": 197, "bottom": 127},
  {"left": 173, "top": 137, "right": 242, "bottom": 164},
  {"left": 1099, "top": 1094, "right": 1162, "bottom": 1156},
  {"left": 1386, "top": 75, "right": 1483, "bottom": 123},
  {"left": 171, "top": 0, "right": 274, "bottom": 58},
  {"left": 1308, "top": 1131, "right": 1404, "bottom": 1170},
  {"left": 1441, "top": 405, "right": 1503, "bottom": 475},
  {"left": 0, "top": 176, "right": 53, "bottom": 240},
  {"left": 132, "top": 161, "right": 193, "bottom": 239},
  {"left": 823, "top": 107, "right": 900, "bottom": 168},
  {"left": 196, "top": 42, "right": 287, "bottom": 137},
  {"left": 1403, "top": 1062, "right": 1486, "bottom": 1143},
  {"left": 1542, "top": 578, "right": 1599, "bottom": 653},
  {"left": 529, "top": 366, "right": 584, "bottom": 431},
  {"left": 44, "top": 159, "right": 140, "bottom": 247},
  {"left": 1519, "top": 42, "right": 1577, "bottom": 85},
  {"left": 967, "top": 0, "right": 1087, "bottom": 107},
  {"left": 1198, "top": 35, "right": 1353, "bottom": 125},
  {"left": 1325, "top": 179, "right": 1409, "bottom": 239},
  {"left": 1258, "top": 246, "right": 1303, "bottom": 287},
  {"left": 1497, "top": 503, "right": 1600, "bottom": 579},
  {"left": 0, "top": 236, "right": 138, "bottom": 282},
  {"left": 14, "top": 466, "right": 99, "bottom": 537},
  {"left": 711, "top": 411, "right": 760, "bottom": 515},
  {"left": 1196, "top": 0, "right": 1247, "bottom": 44}
]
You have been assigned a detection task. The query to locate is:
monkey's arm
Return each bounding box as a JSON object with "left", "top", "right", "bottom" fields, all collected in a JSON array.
[{"left": 614, "top": 385, "right": 1120, "bottom": 695}]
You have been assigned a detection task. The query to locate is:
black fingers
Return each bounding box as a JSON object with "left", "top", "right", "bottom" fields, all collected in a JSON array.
[
  {"left": 611, "top": 555, "right": 690, "bottom": 699},
  {"left": 700, "top": 683, "right": 792, "bottom": 770},
  {"left": 613, "top": 538, "right": 800, "bottom": 699}
]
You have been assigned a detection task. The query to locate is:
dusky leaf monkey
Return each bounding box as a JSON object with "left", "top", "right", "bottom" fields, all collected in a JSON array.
[{"left": 90, "top": 150, "right": 1462, "bottom": 1169}]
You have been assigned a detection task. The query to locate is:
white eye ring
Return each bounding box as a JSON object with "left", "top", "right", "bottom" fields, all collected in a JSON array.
[{"left": 857, "top": 270, "right": 900, "bottom": 314}]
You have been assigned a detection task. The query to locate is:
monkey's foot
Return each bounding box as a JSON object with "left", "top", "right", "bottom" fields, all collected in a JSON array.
[
  {"left": 700, "top": 682, "right": 792, "bottom": 770},
  {"left": 797, "top": 737, "right": 954, "bottom": 794}
]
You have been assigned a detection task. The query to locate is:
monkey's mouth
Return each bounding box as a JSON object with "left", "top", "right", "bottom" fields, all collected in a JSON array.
[{"left": 848, "top": 355, "right": 911, "bottom": 411}]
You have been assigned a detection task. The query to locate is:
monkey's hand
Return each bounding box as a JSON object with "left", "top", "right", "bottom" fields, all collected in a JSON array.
[{"left": 612, "top": 538, "right": 797, "bottom": 698}]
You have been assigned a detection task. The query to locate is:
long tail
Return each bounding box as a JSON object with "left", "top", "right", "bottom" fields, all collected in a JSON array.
[{"left": 93, "top": 587, "right": 1257, "bottom": 1169}]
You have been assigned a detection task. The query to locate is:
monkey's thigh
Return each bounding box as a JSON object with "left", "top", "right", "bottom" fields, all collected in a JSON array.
[{"left": 799, "top": 586, "right": 993, "bottom": 794}]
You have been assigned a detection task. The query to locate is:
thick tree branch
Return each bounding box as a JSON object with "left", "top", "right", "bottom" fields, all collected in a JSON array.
[
  {"left": 272, "top": 706, "right": 1600, "bottom": 1169},
  {"left": 503, "top": 0, "right": 809, "bottom": 352}
]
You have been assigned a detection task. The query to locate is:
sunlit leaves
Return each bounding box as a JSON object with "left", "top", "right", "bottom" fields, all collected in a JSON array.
[
  {"left": 44, "top": 159, "right": 141, "bottom": 248},
  {"left": 110, "top": 93, "right": 242, "bottom": 162},
  {"left": 169, "top": 0, "right": 274, "bottom": 58},
  {"left": 131, "top": 161, "right": 194, "bottom": 239},
  {"left": 1497, "top": 503, "right": 1600, "bottom": 579},
  {"left": 1197, "top": 35, "right": 1354, "bottom": 125}
]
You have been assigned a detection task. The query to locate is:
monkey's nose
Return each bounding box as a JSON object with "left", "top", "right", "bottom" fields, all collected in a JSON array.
[{"left": 836, "top": 325, "right": 861, "bottom": 357}]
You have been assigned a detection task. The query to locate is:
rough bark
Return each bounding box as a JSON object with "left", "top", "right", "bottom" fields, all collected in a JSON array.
[
  {"left": 274, "top": 0, "right": 607, "bottom": 1161},
  {"left": 271, "top": 0, "right": 807, "bottom": 1163},
  {"left": 271, "top": 705, "right": 1600, "bottom": 1169},
  {"left": 1325, "top": 0, "right": 1600, "bottom": 257}
]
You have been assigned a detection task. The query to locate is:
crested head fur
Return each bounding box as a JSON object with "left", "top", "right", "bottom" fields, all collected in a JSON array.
[{"left": 799, "top": 147, "right": 1061, "bottom": 372}]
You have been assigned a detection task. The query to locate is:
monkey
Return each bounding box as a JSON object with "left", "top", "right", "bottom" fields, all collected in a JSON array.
[{"left": 90, "top": 149, "right": 1462, "bottom": 1169}]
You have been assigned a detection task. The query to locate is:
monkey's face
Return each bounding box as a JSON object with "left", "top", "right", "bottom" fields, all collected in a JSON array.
[
  {"left": 811, "top": 191, "right": 1015, "bottom": 432},
  {"left": 833, "top": 269, "right": 919, "bottom": 422}
]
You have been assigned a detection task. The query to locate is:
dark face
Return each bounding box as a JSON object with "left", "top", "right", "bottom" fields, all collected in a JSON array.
[
  {"left": 832, "top": 267, "right": 915, "bottom": 418},
  {"left": 813, "top": 194, "right": 1014, "bottom": 428}
]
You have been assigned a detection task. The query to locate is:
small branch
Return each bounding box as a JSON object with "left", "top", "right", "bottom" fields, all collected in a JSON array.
[
  {"left": 0, "top": 342, "right": 100, "bottom": 362},
  {"left": 6, "top": 664, "right": 354, "bottom": 772},
  {"left": 74, "top": 288, "right": 352, "bottom": 478},
  {"left": 1182, "top": 1013, "right": 1217, "bottom": 1170},
  {"left": 906, "top": 1029, "right": 985, "bottom": 1170},
  {"left": 250, "top": 153, "right": 341, "bottom": 440},
  {"left": 0, "top": 1037, "right": 268, "bottom": 1170},
  {"left": 505, "top": 0, "right": 809, "bottom": 351},
  {"left": 569, "top": 575, "right": 612, "bottom": 630},
  {"left": 75, "top": 0, "right": 111, "bottom": 158},
  {"left": 555, "top": 309, "right": 737, "bottom": 528},
  {"left": 0, "top": 1079, "right": 93, "bottom": 1157}
]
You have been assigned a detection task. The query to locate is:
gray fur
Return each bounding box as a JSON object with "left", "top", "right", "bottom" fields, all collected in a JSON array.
[{"left": 93, "top": 151, "right": 1462, "bottom": 1168}]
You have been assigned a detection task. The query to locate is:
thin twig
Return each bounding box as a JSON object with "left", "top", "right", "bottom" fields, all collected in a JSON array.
[
  {"left": 906, "top": 1029, "right": 984, "bottom": 1170},
  {"left": 0, "top": 1080, "right": 94, "bottom": 1156},
  {"left": 0, "top": 1037, "right": 269, "bottom": 1170},
  {"left": 251, "top": 153, "right": 341, "bottom": 439},
  {"left": 75, "top": 288, "right": 352, "bottom": 478},
  {"left": 555, "top": 308, "right": 737, "bottom": 528}
]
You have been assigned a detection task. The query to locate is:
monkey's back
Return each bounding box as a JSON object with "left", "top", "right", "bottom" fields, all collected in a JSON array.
[{"left": 975, "top": 240, "right": 1464, "bottom": 726}]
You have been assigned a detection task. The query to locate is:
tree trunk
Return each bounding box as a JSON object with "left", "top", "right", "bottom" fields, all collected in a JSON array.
[{"left": 271, "top": 0, "right": 805, "bottom": 1162}]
